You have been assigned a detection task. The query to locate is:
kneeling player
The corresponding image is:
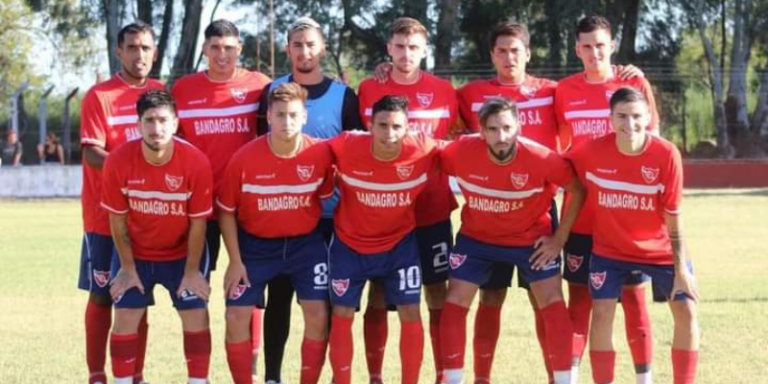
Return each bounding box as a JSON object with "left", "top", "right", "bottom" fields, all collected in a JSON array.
[
  {"left": 103, "top": 90, "right": 214, "bottom": 384},
  {"left": 568, "top": 87, "right": 699, "bottom": 384},
  {"left": 439, "top": 98, "right": 585, "bottom": 384},
  {"left": 217, "top": 83, "right": 333, "bottom": 384}
]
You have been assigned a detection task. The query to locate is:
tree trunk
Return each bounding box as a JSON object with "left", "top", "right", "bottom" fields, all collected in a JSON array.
[
  {"left": 616, "top": 0, "right": 640, "bottom": 63},
  {"left": 725, "top": 0, "right": 756, "bottom": 156},
  {"left": 170, "top": 0, "right": 203, "bottom": 84},
  {"left": 544, "top": 0, "right": 565, "bottom": 69},
  {"left": 751, "top": 65, "right": 768, "bottom": 139},
  {"left": 149, "top": 0, "right": 174, "bottom": 79},
  {"left": 137, "top": 0, "right": 153, "bottom": 25},
  {"left": 435, "top": 0, "right": 459, "bottom": 71},
  {"left": 103, "top": 0, "right": 120, "bottom": 75}
]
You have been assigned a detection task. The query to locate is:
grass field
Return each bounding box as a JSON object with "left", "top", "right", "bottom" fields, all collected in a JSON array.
[{"left": 1, "top": 190, "right": 767, "bottom": 384}]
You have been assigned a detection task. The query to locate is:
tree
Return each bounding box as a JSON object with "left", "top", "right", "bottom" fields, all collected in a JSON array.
[{"left": 169, "top": 0, "right": 203, "bottom": 83}]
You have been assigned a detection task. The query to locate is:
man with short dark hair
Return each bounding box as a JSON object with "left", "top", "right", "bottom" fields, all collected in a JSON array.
[{"left": 1, "top": 130, "right": 23, "bottom": 166}]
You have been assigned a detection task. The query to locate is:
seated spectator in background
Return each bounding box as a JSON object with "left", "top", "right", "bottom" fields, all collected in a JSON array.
[
  {"left": 1, "top": 130, "right": 23, "bottom": 166},
  {"left": 37, "top": 132, "right": 65, "bottom": 165}
]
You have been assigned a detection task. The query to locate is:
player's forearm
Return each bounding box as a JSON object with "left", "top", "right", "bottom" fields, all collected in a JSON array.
[
  {"left": 83, "top": 146, "right": 108, "bottom": 169},
  {"left": 218, "top": 212, "right": 243, "bottom": 265},
  {"left": 185, "top": 217, "right": 207, "bottom": 274},
  {"left": 555, "top": 179, "right": 586, "bottom": 245},
  {"left": 109, "top": 213, "right": 136, "bottom": 270},
  {"left": 665, "top": 213, "right": 689, "bottom": 271}
]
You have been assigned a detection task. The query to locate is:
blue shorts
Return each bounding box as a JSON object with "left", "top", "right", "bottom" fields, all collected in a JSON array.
[
  {"left": 111, "top": 248, "right": 211, "bottom": 310},
  {"left": 449, "top": 234, "right": 561, "bottom": 286},
  {"left": 78, "top": 233, "right": 115, "bottom": 296},
  {"left": 589, "top": 254, "right": 694, "bottom": 301},
  {"left": 416, "top": 219, "right": 453, "bottom": 285},
  {"left": 563, "top": 234, "right": 649, "bottom": 286},
  {"left": 206, "top": 220, "right": 222, "bottom": 271},
  {"left": 329, "top": 232, "right": 421, "bottom": 308},
  {"left": 227, "top": 228, "right": 329, "bottom": 308}
]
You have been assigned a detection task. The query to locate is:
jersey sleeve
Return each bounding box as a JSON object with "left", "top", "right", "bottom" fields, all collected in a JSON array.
[
  {"left": 100, "top": 154, "right": 129, "bottom": 214},
  {"left": 563, "top": 146, "right": 587, "bottom": 184},
  {"left": 447, "top": 87, "right": 464, "bottom": 138},
  {"left": 256, "top": 82, "right": 272, "bottom": 136},
  {"left": 638, "top": 78, "right": 661, "bottom": 133},
  {"left": 188, "top": 155, "right": 214, "bottom": 218},
  {"left": 342, "top": 87, "right": 365, "bottom": 131},
  {"left": 661, "top": 146, "right": 683, "bottom": 215},
  {"left": 544, "top": 150, "right": 576, "bottom": 188},
  {"left": 439, "top": 140, "right": 459, "bottom": 176},
  {"left": 80, "top": 89, "right": 108, "bottom": 148},
  {"left": 216, "top": 153, "right": 243, "bottom": 213}
]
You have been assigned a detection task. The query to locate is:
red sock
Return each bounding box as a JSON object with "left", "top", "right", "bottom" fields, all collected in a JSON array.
[
  {"left": 400, "top": 319, "right": 424, "bottom": 384},
  {"left": 85, "top": 300, "right": 111, "bottom": 384},
  {"left": 428, "top": 309, "right": 444, "bottom": 383},
  {"left": 110, "top": 333, "right": 138, "bottom": 379},
  {"left": 590, "top": 350, "right": 616, "bottom": 384},
  {"left": 363, "top": 307, "right": 388, "bottom": 378},
  {"left": 226, "top": 340, "right": 253, "bottom": 384},
  {"left": 301, "top": 337, "right": 327, "bottom": 384},
  {"left": 473, "top": 303, "right": 501, "bottom": 383},
  {"left": 251, "top": 308, "right": 263, "bottom": 356},
  {"left": 329, "top": 315, "right": 354, "bottom": 384},
  {"left": 568, "top": 284, "right": 592, "bottom": 362},
  {"left": 671, "top": 349, "right": 698, "bottom": 384},
  {"left": 440, "top": 302, "right": 469, "bottom": 370},
  {"left": 183, "top": 329, "right": 212, "bottom": 379},
  {"left": 134, "top": 312, "right": 148, "bottom": 383},
  {"left": 533, "top": 306, "right": 554, "bottom": 383},
  {"left": 540, "top": 301, "right": 574, "bottom": 372},
  {"left": 622, "top": 287, "right": 653, "bottom": 366}
]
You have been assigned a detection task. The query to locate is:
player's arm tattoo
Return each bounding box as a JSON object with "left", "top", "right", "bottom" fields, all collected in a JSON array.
[{"left": 669, "top": 229, "right": 685, "bottom": 268}]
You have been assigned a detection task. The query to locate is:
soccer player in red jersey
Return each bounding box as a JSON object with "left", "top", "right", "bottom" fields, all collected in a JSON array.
[
  {"left": 102, "top": 90, "right": 214, "bottom": 384},
  {"left": 327, "top": 96, "right": 439, "bottom": 384},
  {"left": 567, "top": 87, "right": 699, "bottom": 384},
  {"left": 78, "top": 21, "right": 164, "bottom": 384},
  {"left": 357, "top": 17, "right": 459, "bottom": 384},
  {"left": 439, "top": 98, "right": 585, "bottom": 384},
  {"left": 218, "top": 83, "right": 334, "bottom": 384},
  {"left": 554, "top": 16, "right": 660, "bottom": 383},
  {"left": 171, "top": 19, "right": 271, "bottom": 379}
]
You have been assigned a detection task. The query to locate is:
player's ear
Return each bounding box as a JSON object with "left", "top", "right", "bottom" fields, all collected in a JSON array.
[{"left": 266, "top": 108, "right": 273, "bottom": 125}]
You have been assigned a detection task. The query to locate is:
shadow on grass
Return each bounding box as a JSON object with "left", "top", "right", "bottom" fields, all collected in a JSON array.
[
  {"left": 700, "top": 296, "right": 768, "bottom": 304},
  {"left": 685, "top": 189, "right": 768, "bottom": 198}
]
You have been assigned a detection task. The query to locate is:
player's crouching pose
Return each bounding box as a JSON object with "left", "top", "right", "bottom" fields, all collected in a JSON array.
[
  {"left": 102, "top": 90, "right": 214, "bottom": 384},
  {"left": 567, "top": 87, "right": 699, "bottom": 384},
  {"left": 217, "top": 83, "right": 334, "bottom": 384},
  {"left": 439, "top": 98, "right": 585, "bottom": 384}
]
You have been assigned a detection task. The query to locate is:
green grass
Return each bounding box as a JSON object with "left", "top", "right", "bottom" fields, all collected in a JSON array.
[{"left": 1, "top": 191, "right": 767, "bottom": 383}]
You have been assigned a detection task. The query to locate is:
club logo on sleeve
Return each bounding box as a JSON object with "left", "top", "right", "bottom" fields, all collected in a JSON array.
[
  {"left": 229, "top": 284, "right": 248, "bottom": 300},
  {"left": 640, "top": 166, "right": 660, "bottom": 184},
  {"left": 590, "top": 271, "right": 607, "bottom": 290},
  {"left": 449, "top": 252, "right": 467, "bottom": 270},
  {"left": 165, "top": 174, "right": 184, "bottom": 191},
  {"left": 396, "top": 164, "right": 415, "bottom": 180},
  {"left": 231, "top": 88, "right": 247, "bottom": 104},
  {"left": 331, "top": 279, "right": 350, "bottom": 297},
  {"left": 92, "top": 270, "right": 110, "bottom": 288},
  {"left": 510, "top": 172, "right": 529, "bottom": 189},
  {"left": 566, "top": 254, "right": 584, "bottom": 273},
  {"left": 416, "top": 92, "right": 434, "bottom": 108},
  {"left": 297, "top": 165, "right": 315, "bottom": 182}
]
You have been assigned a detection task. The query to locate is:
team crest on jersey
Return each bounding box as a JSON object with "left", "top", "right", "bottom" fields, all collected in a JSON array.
[
  {"left": 331, "top": 279, "right": 350, "bottom": 297},
  {"left": 590, "top": 271, "right": 607, "bottom": 290},
  {"left": 297, "top": 165, "right": 315, "bottom": 182},
  {"left": 231, "top": 88, "right": 247, "bottom": 104},
  {"left": 566, "top": 254, "right": 584, "bottom": 273},
  {"left": 229, "top": 284, "right": 248, "bottom": 300},
  {"left": 416, "top": 92, "right": 434, "bottom": 108},
  {"left": 165, "top": 174, "right": 184, "bottom": 191},
  {"left": 520, "top": 85, "right": 536, "bottom": 99},
  {"left": 641, "top": 166, "right": 660, "bottom": 184},
  {"left": 449, "top": 253, "right": 467, "bottom": 270},
  {"left": 396, "top": 164, "right": 415, "bottom": 180},
  {"left": 93, "top": 270, "right": 110, "bottom": 288},
  {"left": 510, "top": 172, "right": 529, "bottom": 189}
]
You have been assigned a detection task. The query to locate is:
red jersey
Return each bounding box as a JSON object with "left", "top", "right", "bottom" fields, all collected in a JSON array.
[
  {"left": 101, "top": 138, "right": 213, "bottom": 261},
  {"left": 80, "top": 75, "right": 165, "bottom": 235},
  {"left": 567, "top": 133, "right": 682, "bottom": 265},
  {"left": 441, "top": 135, "right": 574, "bottom": 247},
  {"left": 357, "top": 73, "right": 459, "bottom": 226},
  {"left": 555, "top": 70, "right": 659, "bottom": 235},
  {"left": 217, "top": 134, "right": 334, "bottom": 238},
  {"left": 458, "top": 76, "right": 559, "bottom": 151},
  {"left": 329, "top": 131, "right": 438, "bottom": 254},
  {"left": 171, "top": 70, "right": 271, "bottom": 198}
]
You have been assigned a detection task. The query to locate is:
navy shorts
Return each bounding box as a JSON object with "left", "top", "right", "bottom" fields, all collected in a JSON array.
[
  {"left": 563, "top": 234, "right": 649, "bottom": 286},
  {"left": 227, "top": 228, "right": 329, "bottom": 308},
  {"left": 78, "top": 233, "right": 115, "bottom": 296},
  {"left": 111, "top": 248, "right": 211, "bottom": 310},
  {"left": 329, "top": 232, "right": 421, "bottom": 308},
  {"left": 206, "top": 220, "right": 222, "bottom": 271},
  {"left": 416, "top": 219, "right": 453, "bottom": 285},
  {"left": 449, "top": 234, "right": 561, "bottom": 287},
  {"left": 589, "top": 254, "right": 694, "bottom": 301}
]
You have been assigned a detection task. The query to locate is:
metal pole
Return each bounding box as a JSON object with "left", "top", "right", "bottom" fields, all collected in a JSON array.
[
  {"left": 270, "top": 0, "right": 274, "bottom": 78},
  {"left": 38, "top": 87, "right": 55, "bottom": 163},
  {"left": 63, "top": 88, "right": 79, "bottom": 163},
  {"left": 10, "top": 81, "right": 30, "bottom": 133}
]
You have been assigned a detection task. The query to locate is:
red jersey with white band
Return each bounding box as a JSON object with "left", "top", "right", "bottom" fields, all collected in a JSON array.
[
  {"left": 217, "top": 134, "right": 334, "bottom": 238},
  {"left": 441, "top": 135, "right": 574, "bottom": 247},
  {"left": 80, "top": 75, "right": 165, "bottom": 235},
  {"left": 567, "top": 133, "right": 682, "bottom": 265},
  {"left": 458, "top": 76, "right": 559, "bottom": 151},
  {"left": 357, "top": 73, "right": 459, "bottom": 227},
  {"left": 329, "top": 131, "right": 438, "bottom": 254},
  {"left": 171, "top": 70, "right": 271, "bottom": 199},
  {"left": 101, "top": 138, "right": 214, "bottom": 261},
  {"left": 555, "top": 70, "right": 659, "bottom": 235}
]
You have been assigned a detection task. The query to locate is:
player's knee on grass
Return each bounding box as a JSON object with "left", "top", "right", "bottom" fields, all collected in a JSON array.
[
  {"left": 396, "top": 303, "right": 421, "bottom": 322},
  {"left": 479, "top": 287, "right": 507, "bottom": 307},
  {"left": 424, "top": 281, "right": 447, "bottom": 309},
  {"left": 89, "top": 292, "right": 113, "bottom": 306},
  {"left": 332, "top": 305, "right": 356, "bottom": 318},
  {"left": 301, "top": 300, "right": 329, "bottom": 340},
  {"left": 589, "top": 299, "right": 618, "bottom": 350},
  {"left": 669, "top": 299, "right": 700, "bottom": 349},
  {"left": 113, "top": 308, "right": 146, "bottom": 334},
  {"left": 367, "top": 280, "right": 387, "bottom": 309},
  {"left": 529, "top": 275, "right": 565, "bottom": 308},
  {"left": 179, "top": 308, "right": 210, "bottom": 332},
  {"left": 446, "top": 278, "right": 480, "bottom": 308},
  {"left": 225, "top": 306, "right": 253, "bottom": 342}
]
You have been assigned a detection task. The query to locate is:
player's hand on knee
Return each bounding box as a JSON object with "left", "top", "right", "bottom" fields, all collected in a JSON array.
[
  {"left": 672, "top": 270, "right": 699, "bottom": 303},
  {"left": 530, "top": 235, "right": 564, "bottom": 270},
  {"left": 178, "top": 271, "right": 211, "bottom": 302},
  {"left": 223, "top": 261, "right": 250, "bottom": 299},
  {"left": 109, "top": 267, "right": 144, "bottom": 301}
]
